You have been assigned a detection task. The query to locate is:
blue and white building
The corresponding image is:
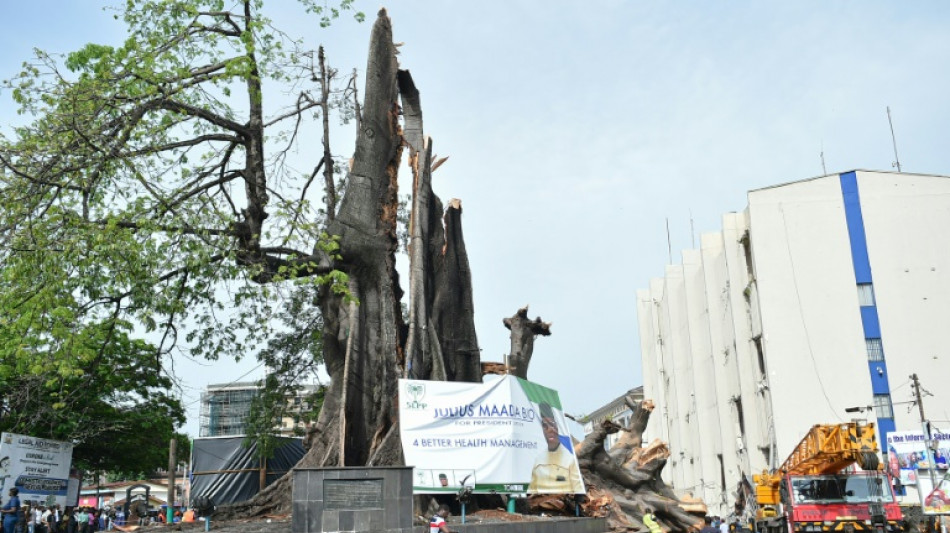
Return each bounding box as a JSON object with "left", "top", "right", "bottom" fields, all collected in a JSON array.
[{"left": 637, "top": 170, "right": 950, "bottom": 514}]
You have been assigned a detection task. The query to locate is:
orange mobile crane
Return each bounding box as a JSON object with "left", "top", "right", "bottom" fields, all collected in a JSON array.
[{"left": 753, "top": 422, "right": 902, "bottom": 533}]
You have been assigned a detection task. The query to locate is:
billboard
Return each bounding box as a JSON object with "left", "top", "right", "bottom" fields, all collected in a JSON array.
[
  {"left": 398, "top": 375, "right": 585, "bottom": 495},
  {"left": 886, "top": 429, "right": 950, "bottom": 514},
  {"left": 915, "top": 470, "right": 950, "bottom": 515},
  {"left": 885, "top": 430, "right": 950, "bottom": 487},
  {"left": 0, "top": 433, "right": 74, "bottom": 506}
]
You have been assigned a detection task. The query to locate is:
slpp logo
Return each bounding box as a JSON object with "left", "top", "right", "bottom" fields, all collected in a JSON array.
[{"left": 405, "top": 383, "right": 428, "bottom": 410}]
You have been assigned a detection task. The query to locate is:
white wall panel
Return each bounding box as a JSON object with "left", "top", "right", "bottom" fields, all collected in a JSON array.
[
  {"left": 858, "top": 171, "right": 950, "bottom": 430},
  {"left": 722, "top": 212, "right": 770, "bottom": 472},
  {"left": 637, "top": 288, "right": 661, "bottom": 445},
  {"left": 683, "top": 249, "right": 726, "bottom": 510},
  {"left": 700, "top": 231, "right": 746, "bottom": 509},
  {"left": 747, "top": 176, "right": 875, "bottom": 461},
  {"left": 664, "top": 265, "right": 697, "bottom": 491}
]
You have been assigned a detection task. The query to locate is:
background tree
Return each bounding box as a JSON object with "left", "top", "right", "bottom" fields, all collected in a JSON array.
[
  {"left": 0, "top": 0, "right": 358, "bottom": 477},
  {"left": 243, "top": 287, "right": 328, "bottom": 460},
  {"left": 0, "top": 320, "right": 186, "bottom": 476}
]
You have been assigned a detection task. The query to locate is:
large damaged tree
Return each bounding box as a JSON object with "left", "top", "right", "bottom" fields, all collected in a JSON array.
[
  {"left": 241, "top": 12, "right": 484, "bottom": 515},
  {"left": 1, "top": 0, "right": 481, "bottom": 518}
]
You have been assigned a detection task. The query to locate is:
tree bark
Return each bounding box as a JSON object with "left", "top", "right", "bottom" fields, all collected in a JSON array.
[{"left": 609, "top": 398, "right": 655, "bottom": 464}]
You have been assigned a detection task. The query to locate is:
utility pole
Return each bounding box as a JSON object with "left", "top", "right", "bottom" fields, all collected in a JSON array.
[
  {"left": 167, "top": 438, "right": 177, "bottom": 524},
  {"left": 911, "top": 374, "right": 939, "bottom": 495}
]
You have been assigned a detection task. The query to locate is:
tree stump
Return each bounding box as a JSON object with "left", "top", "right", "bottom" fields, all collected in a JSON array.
[{"left": 502, "top": 305, "right": 551, "bottom": 379}]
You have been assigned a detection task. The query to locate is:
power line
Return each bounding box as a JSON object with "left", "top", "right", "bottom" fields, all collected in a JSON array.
[{"left": 779, "top": 204, "right": 840, "bottom": 421}]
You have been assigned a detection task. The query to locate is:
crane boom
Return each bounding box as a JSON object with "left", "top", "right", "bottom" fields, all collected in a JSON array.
[{"left": 782, "top": 422, "right": 880, "bottom": 475}]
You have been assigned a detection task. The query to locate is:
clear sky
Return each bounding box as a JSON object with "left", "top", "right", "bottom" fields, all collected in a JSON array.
[{"left": 2, "top": 1, "right": 949, "bottom": 438}]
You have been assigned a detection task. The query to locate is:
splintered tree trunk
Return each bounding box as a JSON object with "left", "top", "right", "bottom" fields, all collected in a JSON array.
[
  {"left": 227, "top": 9, "right": 481, "bottom": 517},
  {"left": 399, "top": 71, "right": 480, "bottom": 384},
  {"left": 503, "top": 306, "right": 551, "bottom": 379}
]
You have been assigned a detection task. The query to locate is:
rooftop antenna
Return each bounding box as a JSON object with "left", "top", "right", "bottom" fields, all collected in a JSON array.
[
  {"left": 689, "top": 210, "right": 695, "bottom": 249},
  {"left": 886, "top": 106, "right": 902, "bottom": 173},
  {"left": 820, "top": 142, "right": 827, "bottom": 175},
  {"left": 665, "top": 217, "right": 672, "bottom": 265}
]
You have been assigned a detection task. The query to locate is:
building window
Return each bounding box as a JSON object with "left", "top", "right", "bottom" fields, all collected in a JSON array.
[
  {"left": 740, "top": 231, "right": 755, "bottom": 279},
  {"left": 866, "top": 338, "right": 884, "bottom": 362},
  {"left": 857, "top": 283, "right": 875, "bottom": 307},
  {"left": 753, "top": 335, "right": 766, "bottom": 377},
  {"left": 718, "top": 454, "right": 726, "bottom": 491},
  {"left": 873, "top": 394, "right": 894, "bottom": 419},
  {"left": 735, "top": 398, "right": 746, "bottom": 436}
]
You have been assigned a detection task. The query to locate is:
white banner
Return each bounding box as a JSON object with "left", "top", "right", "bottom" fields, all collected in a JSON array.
[
  {"left": 0, "top": 433, "right": 74, "bottom": 507},
  {"left": 399, "top": 375, "right": 585, "bottom": 495}
]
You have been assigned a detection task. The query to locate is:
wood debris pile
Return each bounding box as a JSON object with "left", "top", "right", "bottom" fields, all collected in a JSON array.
[{"left": 530, "top": 398, "right": 707, "bottom": 532}]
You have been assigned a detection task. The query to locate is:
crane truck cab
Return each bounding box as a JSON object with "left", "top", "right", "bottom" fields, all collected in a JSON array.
[{"left": 753, "top": 422, "right": 902, "bottom": 533}]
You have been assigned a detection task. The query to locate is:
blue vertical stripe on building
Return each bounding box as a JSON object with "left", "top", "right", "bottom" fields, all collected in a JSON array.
[
  {"left": 860, "top": 307, "right": 881, "bottom": 338},
  {"left": 840, "top": 172, "right": 873, "bottom": 283},
  {"left": 839, "top": 172, "right": 893, "bottom": 445}
]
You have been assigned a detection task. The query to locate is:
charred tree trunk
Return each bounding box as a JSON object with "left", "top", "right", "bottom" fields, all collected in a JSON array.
[
  {"left": 399, "top": 71, "right": 480, "bottom": 384},
  {"left": 503, "top": 306, "right": 551, "bottom": 379},
  {"left": 225, "top": 9, "right": 481, "bottom": 518}
]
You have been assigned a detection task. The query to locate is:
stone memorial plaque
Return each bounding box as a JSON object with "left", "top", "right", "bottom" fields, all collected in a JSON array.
[{"left": 323, "top": 479, "right": 384, "bottom": 510}]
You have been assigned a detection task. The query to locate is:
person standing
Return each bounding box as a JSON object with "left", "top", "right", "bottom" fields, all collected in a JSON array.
[
  {"left": 64, "top": 509, "right": 76, "bottom": 533},
  {"left": 1, "top": 488, "right": 21, "bottom": 533},
  {"left": 642, "top": 509, "right": 662, "bottom": 533},
  {"left": 33, "top": 506, "right": 45, "bottom": 533},
  {"left": 428, "top": 505, "right": 453, "bottom": 533},
  {"left": 701, "top": 516, "right": 720, "bottom": 533},
  {"left": 74, "top": 510, "right": 86, "bottom": 533},
  {"left": 41, "top": 507, "right": 54, "bottom": 533}
]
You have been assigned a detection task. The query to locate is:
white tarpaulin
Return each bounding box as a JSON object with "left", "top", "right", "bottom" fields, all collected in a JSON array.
[
  {"left": 0, "top": 432, "right": 73, "bottom": 506},
  {"left": 398, "top": 375, "right": 585, "bottom": 495}
]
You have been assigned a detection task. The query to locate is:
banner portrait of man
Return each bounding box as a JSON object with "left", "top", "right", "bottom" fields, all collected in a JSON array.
[{"left": 528, "top": 402, "right": 584, "bottom": 493}]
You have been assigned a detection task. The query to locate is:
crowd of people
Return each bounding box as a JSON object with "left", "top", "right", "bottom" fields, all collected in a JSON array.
[
  {"left": 0, "top": 488, "right": 200, "bottom": 533},
  {"left": 691, "top": 514, "right": 751, "bottom": 533},
  {"left": 3, "top": 499, "right": 116, "bottom": 533}
]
